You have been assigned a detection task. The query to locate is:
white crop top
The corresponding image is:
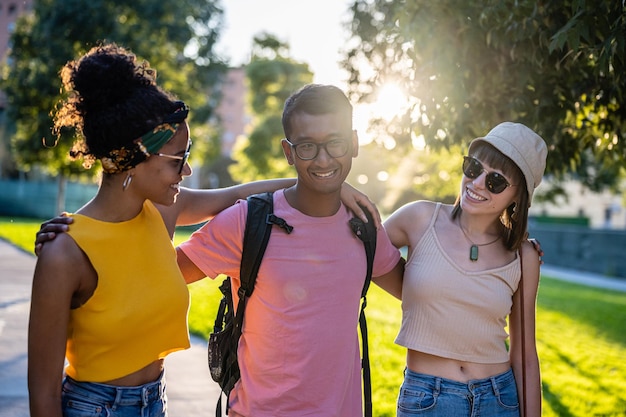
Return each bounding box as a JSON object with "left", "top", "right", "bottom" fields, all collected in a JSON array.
[{"left": 395, "top": 203, "right": 521, "bottom": 363}]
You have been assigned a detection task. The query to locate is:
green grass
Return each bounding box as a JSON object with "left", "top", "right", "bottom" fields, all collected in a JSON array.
[
  {"left": 0, "top": 216, "right": 44, "bottom": 254},
  {"left": 2, "top": 218, "right": 626, "bottom": 416}
]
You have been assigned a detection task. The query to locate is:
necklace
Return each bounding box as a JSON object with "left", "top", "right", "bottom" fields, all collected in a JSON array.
[{"left": 458, "top": 218, "right": 501, "bottom": 262}]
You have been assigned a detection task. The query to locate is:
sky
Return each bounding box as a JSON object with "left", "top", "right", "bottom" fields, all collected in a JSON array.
[
  {"left": 213, "top": 0, "right": 412, "bottom": 146},
  {"left": 215, "top": 0, "right": 354, "bottom": 88}
]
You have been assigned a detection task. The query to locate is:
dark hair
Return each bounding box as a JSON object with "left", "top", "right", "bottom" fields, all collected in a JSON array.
[
  {"left": 452, "top": 142, "right": 529, "bottom": 251},
  {"left": 281, "top": 84, "right": 352, "bottom": 139},
  {"left": 54, "top": 43, "right": 180, "bottom": 168}
]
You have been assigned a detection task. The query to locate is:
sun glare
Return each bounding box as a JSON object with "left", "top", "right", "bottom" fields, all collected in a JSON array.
[
  {"left": 376, "top": 83, "right": 409, "bottom": 121},
  {"left": 354, "top": 83, "right": 411, "bottom": 146}
]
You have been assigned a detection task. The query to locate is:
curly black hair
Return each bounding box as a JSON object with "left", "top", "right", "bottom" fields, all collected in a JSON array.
[{"left": 54, "top": 43, "right": 180, "bottom": 169}]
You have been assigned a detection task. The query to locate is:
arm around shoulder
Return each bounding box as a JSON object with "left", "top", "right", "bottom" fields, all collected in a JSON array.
[
  {"left": 160, "top": 178, "right": 295, "bottom": 227},
  {"left": 372, "top": 258, "right": 405, "bottom": 300},
  {"left": 176, "top": 246, "right": 208, "bottom": 284}
]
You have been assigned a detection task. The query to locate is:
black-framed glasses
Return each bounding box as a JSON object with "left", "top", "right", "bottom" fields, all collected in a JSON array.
[
  {"left": 285, "top": 138, "right": 351, "bottom": 160},
  {"left": 154, "top": 141, "right": 192, "bottom": 174},
  {"left": 462, "top": 156, "right": 512, "bottom": 194}
]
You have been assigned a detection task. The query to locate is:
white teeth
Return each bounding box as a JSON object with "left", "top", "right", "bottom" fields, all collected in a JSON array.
[
  {"left": 315, "top": 171, "right": 335, "bottom": 178},
  {"left": 467, "top": 188, "right": 485, "bottom": 200}
]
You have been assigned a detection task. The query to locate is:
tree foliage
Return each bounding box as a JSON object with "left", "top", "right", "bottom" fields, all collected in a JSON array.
[
  {"left": 229, "top": 33, "right": 313, "bottom": 183},
  {"left": 1, "top": 0, "right": 226, "bottom": 179},
  {"left": 341, "top": 0, "right": 626, "bottom": 197}
]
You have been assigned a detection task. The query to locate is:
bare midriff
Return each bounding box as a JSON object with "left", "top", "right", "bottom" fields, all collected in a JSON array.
[
  {"left": 406, "top": 349, "right": 510, "bottom": 383},
  {"left": 102, "top": 359, "right": 165, "bottom": 386}
]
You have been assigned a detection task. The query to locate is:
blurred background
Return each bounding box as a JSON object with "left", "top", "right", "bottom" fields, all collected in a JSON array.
[
  {"left": 1, "top": 2, "right": 625, "bottom": 417},
  {"left": 0, "top": 0, "right": 625, "bottom": 276}
]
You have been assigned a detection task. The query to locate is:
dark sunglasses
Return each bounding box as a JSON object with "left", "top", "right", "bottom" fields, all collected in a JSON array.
[
  {"left": 462, "top": 156, "right": 512, "bottom": 194},
  {"left": 154, "top": 141, "right": 192, "bottom": 174}
]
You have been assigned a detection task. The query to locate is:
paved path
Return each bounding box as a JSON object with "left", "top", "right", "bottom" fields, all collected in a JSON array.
[
  {"left": 0, "top": 239, "right": 221, "bottom": 417},
  {"left": 540, "top": 264, "right": 626, "bottom": 292},
  {"left": 1, "top": 239, "right": 625, "bottom": 417}
]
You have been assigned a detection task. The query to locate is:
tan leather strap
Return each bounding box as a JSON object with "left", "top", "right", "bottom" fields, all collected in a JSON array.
[{"left": 519, "top": 249, "right": 527, "bottom": 417}]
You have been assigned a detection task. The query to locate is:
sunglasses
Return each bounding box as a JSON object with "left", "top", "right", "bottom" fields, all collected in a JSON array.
[
  {"left": 462, "top": 156, "right": 512, "bottom": 194},
  {"left": 154, "top": 141, "right": 192, "bottom": 174}
]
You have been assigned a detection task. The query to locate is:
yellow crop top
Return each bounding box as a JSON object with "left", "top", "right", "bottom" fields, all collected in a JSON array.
[
  {"left": 395, "top": 203, "right": 521, "bottom": 363},
  {"left": 65, "top": 200, "right": 190, "bottom": 382}
]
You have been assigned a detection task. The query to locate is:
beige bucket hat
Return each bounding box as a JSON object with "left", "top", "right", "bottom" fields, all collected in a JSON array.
[{"left": 468, "top": 122, "right": 548, "bottom": 205}]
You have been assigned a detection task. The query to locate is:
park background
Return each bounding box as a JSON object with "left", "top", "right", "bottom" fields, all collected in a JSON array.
[{"left": 0, "top": 0, "right": 625, "bottom": 416}]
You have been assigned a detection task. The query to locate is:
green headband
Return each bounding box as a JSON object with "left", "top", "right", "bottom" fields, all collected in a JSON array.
[
  {"left": 141, "top": 101, "right": 189, "bottom": 153},
  {"left": 100, "top": 102, "right": 189, "bottom": 174}
]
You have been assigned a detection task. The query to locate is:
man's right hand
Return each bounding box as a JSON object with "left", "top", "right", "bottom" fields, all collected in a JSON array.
[{"left": 34, "top": 214, "right": 73, "bottom": 256}]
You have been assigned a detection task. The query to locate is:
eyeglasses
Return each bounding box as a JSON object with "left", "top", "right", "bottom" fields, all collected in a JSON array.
[
  {"left": 285, "top": 138, "right": 351, "bottom": 161},
  {"left": 154, "top": 141, "right": 192, "bottom": 174},
  {"left": 462, "top": 156, "right": 512, "bottom": 194}
]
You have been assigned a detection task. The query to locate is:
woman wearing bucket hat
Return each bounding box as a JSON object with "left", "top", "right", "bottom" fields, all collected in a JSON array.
[{"left": 385, "top": 122, "right": 546, "bottom": 416}]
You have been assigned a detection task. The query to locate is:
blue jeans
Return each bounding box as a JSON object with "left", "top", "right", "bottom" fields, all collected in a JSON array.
[
  {"left": 61, "top": 372, "right": 167, "bottom": 417},
  {"left": 397, "top": 368, "right": 520, "bottom": 417}
]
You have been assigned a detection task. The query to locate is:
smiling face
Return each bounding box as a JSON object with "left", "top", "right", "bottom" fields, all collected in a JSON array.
[
  {"left": 458, "top": 141, "right": 528, "bottom": 222},
  {"left": 452, "top": 141, "right": 531, "bottom": 251},
  {"left": 282, "top": 112, "right": 357, "bottom": 198},
  {"left": 459, "top": 156, "right": 518, "bottom": 216},
  {"left": 134, "top": 122, "right": 192, "bottom": 206}
]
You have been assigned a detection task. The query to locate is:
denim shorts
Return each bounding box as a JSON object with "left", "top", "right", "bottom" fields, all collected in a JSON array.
[
  {"left": 397, "top": 368, "right": 519, "bottom": 417},
  {"left": 61, "top": 372, "right": 167, "bottom": 417}
]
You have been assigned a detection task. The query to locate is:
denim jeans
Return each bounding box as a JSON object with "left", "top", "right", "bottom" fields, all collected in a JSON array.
[
  {"left": 397, "top": 368, "right": 519, "bottom": 417},
  {"left": 61, "top": 372, "right": 167, "bottom": 417}
]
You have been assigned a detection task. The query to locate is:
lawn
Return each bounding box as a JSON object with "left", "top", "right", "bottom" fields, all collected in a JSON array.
[{"left": 2, "top": 217, "right": 625, "bottom": 416}]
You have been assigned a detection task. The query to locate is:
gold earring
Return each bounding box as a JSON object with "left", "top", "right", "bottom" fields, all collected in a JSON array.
[
  {"left": 122, "top": 172, "right": 133, "bottom": 191},
  {"left": 511, "top": 202, "right": 519, "bottom": 221}
]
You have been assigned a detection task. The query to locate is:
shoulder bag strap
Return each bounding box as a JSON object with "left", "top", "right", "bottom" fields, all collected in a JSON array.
[{"left": 519, "top": 248, "right": 528, "bottom": 417}]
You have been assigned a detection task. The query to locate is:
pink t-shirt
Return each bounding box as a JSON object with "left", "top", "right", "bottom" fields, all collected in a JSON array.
[{"left": 179, "top": 189, "right": 400, "bottom": 417}]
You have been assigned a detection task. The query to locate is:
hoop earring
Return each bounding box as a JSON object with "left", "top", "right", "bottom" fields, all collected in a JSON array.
[{"left": 122, "top": 172, "right": 133, "bottom": 191}]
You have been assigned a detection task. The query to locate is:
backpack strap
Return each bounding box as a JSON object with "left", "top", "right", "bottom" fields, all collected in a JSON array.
[
  {"left": 349, "top": 207, "right": 377, "bottom": 417},
  {"left": 233, "top": 192, "right": 290, "bottom": 333},
  {"left": 217, "top": 192, "right": 292, "bottom": 416},
  {"left": 239, "top": 193, "right": 275, "bottom": 295}
]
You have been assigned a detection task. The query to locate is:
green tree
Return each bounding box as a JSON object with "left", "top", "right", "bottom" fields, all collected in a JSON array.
[
  {"left": 229, "top": 33, "right": 313, "bottom": 183},
  {"left": 342, "top": 0, "right": 626, "bottom": 201},
  {"left": 1, "top": 0, "right": 225, "bottom": 211}
]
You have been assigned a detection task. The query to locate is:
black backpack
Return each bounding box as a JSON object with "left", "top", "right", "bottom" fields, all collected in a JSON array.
[{"left": 207, "top": 191, "right": 377, "bottom": 417}]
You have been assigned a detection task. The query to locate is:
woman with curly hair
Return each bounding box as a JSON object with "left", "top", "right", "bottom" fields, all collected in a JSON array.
[{"left": 28, "top": 43, "right": 373, "bottom": 417}]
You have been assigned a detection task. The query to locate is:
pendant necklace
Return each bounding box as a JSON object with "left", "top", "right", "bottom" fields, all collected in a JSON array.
[{"left": 458, "top": 217, "right": 501, "bottom": 262}]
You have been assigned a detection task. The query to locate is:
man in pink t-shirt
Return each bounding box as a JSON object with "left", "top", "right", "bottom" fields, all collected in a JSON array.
[{"left": 178, "top": 84, "right": 404, "bottom": 417}]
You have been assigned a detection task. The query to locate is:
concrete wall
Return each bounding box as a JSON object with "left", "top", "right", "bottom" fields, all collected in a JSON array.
[{"left": 529, "top": 224, "right": 626, "bottom": 279}]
